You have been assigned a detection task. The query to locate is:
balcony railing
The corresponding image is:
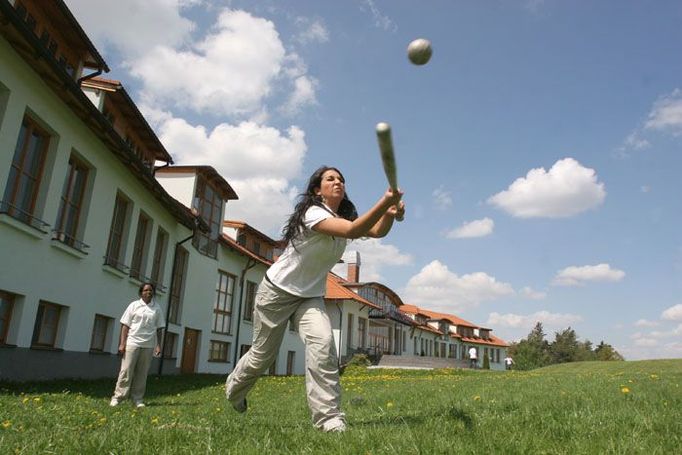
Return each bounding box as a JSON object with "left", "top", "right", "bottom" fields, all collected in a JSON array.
[
  {"left": 0, "top": 200, "right": 50, "bottom": 232},
  {"left": 103, "top": 255, "right": 130, "bottom": 274},
  {"left": 52, "top": 230, "right": 90, "bottom": 252}
]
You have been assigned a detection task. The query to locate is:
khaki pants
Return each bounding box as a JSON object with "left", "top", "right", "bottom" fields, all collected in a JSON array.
[
  {"left": 112, "top": 346, "right": 153, "bottom": 403},
  {"left": 226, "top": 278, "right": 344, "bottom": 429}
]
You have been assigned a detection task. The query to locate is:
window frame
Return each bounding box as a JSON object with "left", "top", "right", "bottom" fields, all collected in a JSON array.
[
  {"left": 0, "top": 291, "right": 15, "bottom": 345},
  {"left": 213, "top": 271, "right": 236, "bottom": 334},
  {"left": 192, "top": 176, "right": 223, "bottom": 258},
  {"left": 89, "top": 314, "right": 112, "bottom": 352},
  {"left": 31, "top": 301, "right": 63, "bottom": 348},
  {"left": 104, "top": 192, "right": 131, "bottom": 272},
  {"left": 168, "top": 246, "right": 188, "bottom": 324},
  {"left": 2, "top": 116, "right": 50, "bottom": 229},
  {"left": 150, "top": 227, "right": 169, "bottom": 291},
  {"left": 129, "top": 211, "right": 152, "bottom": 280},
  {"left": 208, "top": 340, "right": 231, "bottom": 363},
  {"left": 53, "top": 154, "right": 89, "bottom": 250},
  {"left": 242, "top": 280, "right": 257, "bottom": 322}
]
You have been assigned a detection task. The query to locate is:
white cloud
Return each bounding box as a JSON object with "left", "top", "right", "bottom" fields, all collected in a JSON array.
[
  {"left": 65, "top": 0, "right": 195, "bottom": 56},
  {"left": 634, "top": 319, "right": 659, "bottom": 328},
  {"left": 445, "top": 217, "right": 494, "bottom": 239},
  {"left": 293, "top": 17, "right": 329, "bottom": 45},
  {"left": 488, "top": 158, "right": 606, "bottom": 218},
  {"left": 403, "top": 260, "right": 514, "bottom": 313},
  {"left": 644, "top": 88, "right": 682, "bottom": 135},
  {"left": 279, "top": 75, "right": 319, "bottom": 116},
  {"left": 361, "top": 0, "right": 397, "bottom": 31},
  {"left": 520, "top": 286, "right": 547, "bottom": 300},
  {"left": 662, "top": 303, "right": 682, "bottom": 321},
  {"left": 130, "top": 9, "right": 289, "bottom": 117},
  {"left": 633, "top": 338, "right": 658, "bottom": 347},
  {"left": 154, "top": 114, "right": 307, "bottom": 235},
  {"left": 552, "top": 263, "right": 625, "bottom": 287},
  {"left": 331, "top": 241, "right": 413, "bottom": 282},
  {"left": 622, "top": 131, "right": 651, "bottom": 151},
  {"left": 432, "top": 186, "right": 453, "bottom": 211},
  {"left": 486, "top": 310, "right": 583, "bottom": 331}
]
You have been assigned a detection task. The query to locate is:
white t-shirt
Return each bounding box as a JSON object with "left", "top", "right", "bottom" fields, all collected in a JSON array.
[
  {"left": 267, "top": 204, "right": 347, "bottom": 297},
  {"left": 120, "top": 298, "right": 165, "bottom": 348},
  {"left": 469, "top": 347, "right": 477, "bottom": 359}
]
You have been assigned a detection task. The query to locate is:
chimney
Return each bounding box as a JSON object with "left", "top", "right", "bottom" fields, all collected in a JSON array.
[{"left": 346, "top": 251, "right": 361, "bottom": 283}]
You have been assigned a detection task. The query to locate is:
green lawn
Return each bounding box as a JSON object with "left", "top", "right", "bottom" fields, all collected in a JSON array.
[{"left": 1, "top": 359, "right": 681, "bottom": 454}]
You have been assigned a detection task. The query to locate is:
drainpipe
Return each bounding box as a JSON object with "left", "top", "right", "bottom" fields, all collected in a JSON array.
[
  {"left": 230, "top": 257, "right": 256, "bottom": 372},
  {"left": 157, "top": 221, "right": 199, "bottom": 376}
]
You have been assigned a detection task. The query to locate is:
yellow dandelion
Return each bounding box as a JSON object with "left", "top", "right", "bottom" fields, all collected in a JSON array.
[
  {"left": 621, "top": 387, "right": 630, "bottom": 394},
  {"left": 22, "top": 397, "right": 29, "bottom": 404},
  {"left": 650, "top": 374, "right": 658, "bottom": 380},
  {"left": 151, "top": 417, "right": 159, "bottom": 425},
  {"left": 33, "top": 397, "right": 41, "bottom": 403},
  {"left": 2, "top": 420, "right": 11, "bottom": 429},
  {"left": 386, "top": 402, "right": 394, "bottom": 408},
  {"left": 473, "top": 396, "right": 481, "bottom": 401}
]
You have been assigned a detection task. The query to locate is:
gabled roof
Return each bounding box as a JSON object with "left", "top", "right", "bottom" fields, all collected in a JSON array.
[
  {"left": 326, "top": 274, "right": 380, "bottom": 309},
  {"left": 344, "top": 281, "right": 405, "bottom": 307},
  {"left": 52, "top": 0, "right": 109, "bottom": 71},
  {"left": 82, "top": 77, "right": 173, "bottom": 163},
  {"left": 219, "top": 234, "right": 272, "bottom": 267},
  {"left": 156, "top": 166, "right": 238, "bottom": 201},
  {"left": 461, "top": 334, "right": 508, "bottom": 348},
  {"left": 223, "top": 220, "right": 280, "bottom": 247},
  {"left": 413, "top": 323, "right": 443, "bottom": 336}
]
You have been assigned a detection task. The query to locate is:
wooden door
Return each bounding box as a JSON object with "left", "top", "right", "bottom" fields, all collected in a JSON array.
[{"left": 180, "top": 328, "right": 200, "bottom": 374}]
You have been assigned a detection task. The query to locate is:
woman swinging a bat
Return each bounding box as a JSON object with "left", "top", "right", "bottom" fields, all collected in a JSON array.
[{"left": 225, "top": 165, "right": 405, "bottom": 432}]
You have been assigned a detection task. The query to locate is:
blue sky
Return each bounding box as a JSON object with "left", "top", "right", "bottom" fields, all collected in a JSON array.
[{"left": 64, "top": 0, "right": 682, "bottom": 360}]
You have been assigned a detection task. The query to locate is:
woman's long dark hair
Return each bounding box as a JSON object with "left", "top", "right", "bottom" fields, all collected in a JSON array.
[{"left": 281, "top": 166, "right": 358, "bottom": 245}]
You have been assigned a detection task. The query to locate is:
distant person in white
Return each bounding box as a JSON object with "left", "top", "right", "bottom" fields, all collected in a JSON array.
[
  {"left": 469, "top": 346, "right": 478, "bottom": 369},
  {"left": 110, "top": 283, "right": 164, "bottom": 408},
  {"left": 504, "top": 356, "right": 514, "bottom": 370},
  {"left": 225, "top": 166, "right": 405, "bottom": 433}
]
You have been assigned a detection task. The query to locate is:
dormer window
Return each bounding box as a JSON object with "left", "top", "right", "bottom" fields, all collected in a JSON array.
[{"left": 192, "top": 176, "right": 223, "bottom": 258}]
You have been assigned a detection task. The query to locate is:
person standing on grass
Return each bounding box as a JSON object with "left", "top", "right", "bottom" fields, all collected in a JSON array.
[
  {"left": 469, "top": 346, "right": 478, "bottom": 369},
  {"left": 225, "top": 165, "right": 405, "bottom": 433},
  {"left": 504, "top": 355, "right": 514, "bottom": 370},
  {"left": 110, "top": 282, "right": 165, "bottom": 408}
]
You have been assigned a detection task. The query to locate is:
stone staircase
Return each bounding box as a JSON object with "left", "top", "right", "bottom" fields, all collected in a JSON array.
[{"left": 374, "top": 355, "right": 469, "bottom": 370}]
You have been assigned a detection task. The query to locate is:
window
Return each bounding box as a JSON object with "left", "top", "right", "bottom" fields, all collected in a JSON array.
[
  {"left": 192, "top": 176, "right": 222, "bottom": 258},
  {"left": 347, "top": 313, "right": 354, "bottom": 349},
  {"left": 31, "top": 301, "right": 63, "bottom": 348},
  {"left": 239, "top": 344, "right": 251, "bottom": 359},
  {"left": 53, "top": 155, "right": 89, "bottom": 250},
  {"left": 2, "top": 116, "right": 50, "bottom": 229},
  {"left": 104, "top": 193, "right": 131, "bottom": 271},
  {"left": 286, "top": 351, "right": 296, "bottom": 375},
  {"left": 0, "top": 291, "right": 15, "bottom": 344},
  {"left": 130, "top": 212, "right": 152, "bottom": 280},
  {"left": 213, "top": 271, "right": 235, "bottom": 334},
  {"left": 358, "top": 317, "right": 367, "bottom": 348},
  {"left": 163, "top": 332, "right": 177, "bottom": 358},
  {"left": 168, "top": 247, "right": 188, "bottom": 324},
  {"left": 90, "top": 314, "right": 112, "bottom": 352},
  {"left": 209, "top": 340, "right": 230, "bottom": 362},
  {"left": 243, "top": 281, "right": 257, "bottom": 322},
  {"left": 150, "top": 228, "right": 169, "bottom": 291}
]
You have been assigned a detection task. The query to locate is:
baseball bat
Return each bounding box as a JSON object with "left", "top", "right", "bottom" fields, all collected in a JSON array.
[{"left": 376, "top": 122, "right": 403, "bottom": 222}]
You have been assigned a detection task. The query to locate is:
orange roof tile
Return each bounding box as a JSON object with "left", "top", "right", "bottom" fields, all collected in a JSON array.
[{"left": 326, "top": 274, "right": 380, "bottom": 309}]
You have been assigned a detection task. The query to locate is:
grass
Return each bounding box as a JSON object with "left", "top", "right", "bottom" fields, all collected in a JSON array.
[{"left": 1, "top": 359, "right": 681, "bottom": 454}]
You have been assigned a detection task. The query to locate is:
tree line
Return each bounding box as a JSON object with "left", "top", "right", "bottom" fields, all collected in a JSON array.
[{"left": 506, "top": 322, "right": 624, "bottom": 370}]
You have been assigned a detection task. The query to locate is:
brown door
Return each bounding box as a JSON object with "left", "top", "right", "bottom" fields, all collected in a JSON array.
[{"left": 180, "top": 328, "right": 200, "bottom": 374}]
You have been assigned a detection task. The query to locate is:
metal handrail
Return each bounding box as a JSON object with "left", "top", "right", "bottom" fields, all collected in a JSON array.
[
  {"left": 0, "top": 200, "right": 50, "bottom": 231},
  {"left": 52, "top": 229, "right": 90, "bottom": 252}
]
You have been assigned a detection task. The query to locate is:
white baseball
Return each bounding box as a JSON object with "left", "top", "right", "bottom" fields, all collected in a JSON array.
[{"left": 407, "top": 38, "right": 432, "bottom": 65}]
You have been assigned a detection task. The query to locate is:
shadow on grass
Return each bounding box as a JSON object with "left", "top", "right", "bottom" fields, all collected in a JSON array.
[
  {"left": 0, "top": 373, "right": 226, "bottom": 400},
  {"left": 352, "top": 404, "right": 474, "bottom": 431}
]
